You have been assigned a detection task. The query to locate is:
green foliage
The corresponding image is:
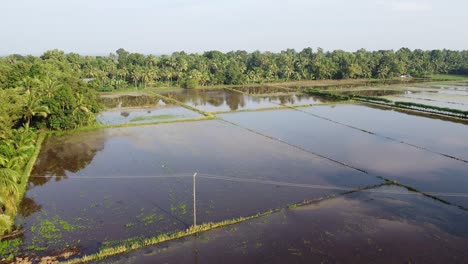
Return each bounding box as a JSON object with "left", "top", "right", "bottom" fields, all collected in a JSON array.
[
  {"left": 0, "top": 129, "right": 38, "bottom": 235},
  {"left": 181, "top": 78, "right": 199, "bottom": 89}
]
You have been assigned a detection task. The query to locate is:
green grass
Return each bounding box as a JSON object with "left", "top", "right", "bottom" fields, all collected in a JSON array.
[
  {"left": 431, "top": 74, "right": 468, "bottom": 81},
  {"left": 129, "top": 114, "right": 179, "bottom": 122}
]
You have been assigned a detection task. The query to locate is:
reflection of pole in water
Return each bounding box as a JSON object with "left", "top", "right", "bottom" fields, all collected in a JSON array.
[
  {"left": 193, "top": 233, "right": 199, "bottom": 264},
  {"left": 193, "top": 172, "right": 197, "bottom": 227}
]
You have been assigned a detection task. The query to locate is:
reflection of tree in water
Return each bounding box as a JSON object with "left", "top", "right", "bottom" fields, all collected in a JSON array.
[
  {"left": 100, "top": 95, "right": 160, "bottom": 108},
  {"left": 237, "top": 86, "right": 292, "bottom": 94},
  {"left": 29, "top": 132, "right": 106, "bottom": 187},
  {"left": 18, "top": 196, "right": 42, "bottom": 218},
  {"left": 226, "top": 91, "right": 245, "bottom": 110},
  {"left": 278, "top": 95, "right": 295, "bottom": 105}
]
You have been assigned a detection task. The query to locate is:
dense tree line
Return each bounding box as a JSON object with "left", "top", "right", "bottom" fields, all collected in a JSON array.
[{"left": 2, "top": 48, "right": 468, "bottom": 94}]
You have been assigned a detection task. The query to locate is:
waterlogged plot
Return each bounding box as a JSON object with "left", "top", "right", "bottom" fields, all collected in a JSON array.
[
  {"left": 11, "top": 121, "right": 380, "bottom": 258},
  {"left": 219, "top": 109, "right": 468, "bottom": 207},
  {"left": 229, "top": 86, "right": 295, "bottom": 95},
  {"left": 302, "top": 104, "right": 468, "bottom": 161},
  {"left": 103, "top": 185, "right": 468, "bottom": 264},
  {"left": 96, "top": 107, "right": 202, "bottom": 125},
  {"left": 158, "top": 89, "right": 279, "bottom": 112},
  {"left": 377, "top": 83, "right": 468, "bottom": 112},
  {"left": 99, "top": 94, "right": 164, "bottom": 109},
  {"left": 230, "top": 86, "right": 336, "bottom": 106},
  {"left": 96, "top": 94, "right": 202, "bottom": 125},
  {"left": 383, "top": 94, "right": 468, "bottom": 111},
  {"left": 253, "top": 93, "right": 335, "bottom": 107}
]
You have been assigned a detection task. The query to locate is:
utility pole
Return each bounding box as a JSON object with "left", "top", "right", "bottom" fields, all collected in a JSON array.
[{"left": 193, "top": 172, "right": 197, "bottom": 227}]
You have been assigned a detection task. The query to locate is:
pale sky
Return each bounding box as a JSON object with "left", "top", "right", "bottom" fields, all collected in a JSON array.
[{"left": 1, "top": 0, "right": 467, "bottom": 55}]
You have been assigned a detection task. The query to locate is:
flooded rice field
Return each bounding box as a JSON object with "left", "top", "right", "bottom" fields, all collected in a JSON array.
[
  {"left": 5, "top": 82, "right": 468, "bottom": 263},
  {"left": 383, "top": 94, "right": 468, "bottom": 111},
  {"left": 12, "top": 120, "right": 379, "bottom": 258},
  {"left": 342, "top": 82, "right": 468, "bottom": 111},
  {"left": 219, "top": 106, "right": 468, "bottom": 207},
  {"left": 103, "top": 185, "right": 468, "bottom": 264},
  {"left": 97, "top": 95, "right": 202, "bottom": 125},
  {"left": 158, "top": 88, "right": 333, "bottom": 112}
]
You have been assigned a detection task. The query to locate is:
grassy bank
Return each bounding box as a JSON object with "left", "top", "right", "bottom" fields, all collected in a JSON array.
[{"left": 431, "top": 74, "right": 468, "bottom": 81}]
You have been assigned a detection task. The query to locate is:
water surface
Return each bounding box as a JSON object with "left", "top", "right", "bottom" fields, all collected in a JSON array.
[
  {"left": 102, "top": 185, "right": 468, "bottom": 264},
  {"left": 219, "top": 108, "right": 468, "bottom": 207},
  {"left": 158, "top": 89, "right": 280, "bottom": 112},
  {"left": 302, "top": 103, "right": 468, "bottom": 161},
  {"left": 15, "top": 120, "right": 380, "bottom": 257}
]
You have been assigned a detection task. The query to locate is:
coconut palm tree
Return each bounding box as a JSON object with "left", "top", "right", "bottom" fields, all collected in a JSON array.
[
  {"left": 22, "top": 91, "right": 50, "bottom": 130},
  {"left": 73, "top": 93, "right": 92, "bottom": 127}
]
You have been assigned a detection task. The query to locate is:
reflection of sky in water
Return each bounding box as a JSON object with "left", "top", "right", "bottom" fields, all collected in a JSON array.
[
  {"left": 220, "top": 109, "right": 468, "bottom": 206},
  {"left": 302, "top": 104, "right": 468, "bottom": 161},
  {"left": 22, "top": 120, "right": 380, "bottom": 255},
  {"left": 106, "top": 185, "right": 468, "bottom": 264}
]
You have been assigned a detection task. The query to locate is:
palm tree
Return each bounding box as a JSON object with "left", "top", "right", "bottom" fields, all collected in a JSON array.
[
  {"left": 40, "top": 78, "right": 61, "bottom": 99},
  {"left": 73, "top": 93, "right": 92, "bottom": 127},
  {"left": 22, "top": 91, "right": 50, "bottom": 130}
]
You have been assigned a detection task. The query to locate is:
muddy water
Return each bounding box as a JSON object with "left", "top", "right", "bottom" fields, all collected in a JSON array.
[
  {"left": 301, "top": 103, "right": 468, "bottom": 161},
  {"left": 101, "top": 185, "right": 468, "bottom": 264},
  {"left": 219, "top": 108, "right": 468, "bottom": 207},
  {"left": 14, "top": 120, "right": 380, "bottom": 257}
]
